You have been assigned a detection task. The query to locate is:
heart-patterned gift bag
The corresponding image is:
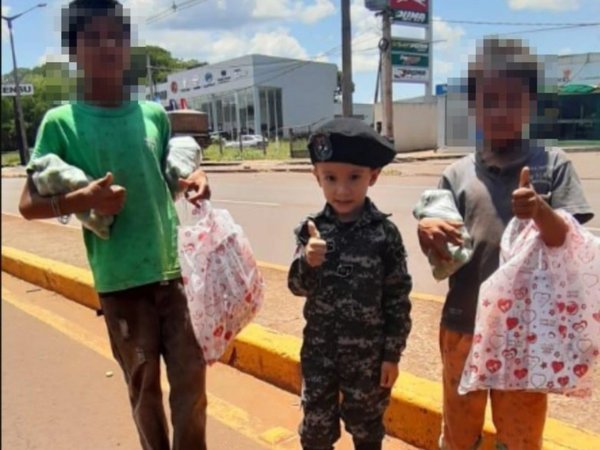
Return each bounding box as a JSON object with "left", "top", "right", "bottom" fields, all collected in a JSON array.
[
  {"left": 459, "top": 210, "right": 600, "bottom": 397},
  {"left": 178, "top": 201, "right": 264, "bottom": 364}
]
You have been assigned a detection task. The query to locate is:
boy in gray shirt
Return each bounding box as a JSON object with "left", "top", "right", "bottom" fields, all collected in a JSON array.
[{"left": 417, "top": 38, "right": 593, "bottom": 450}]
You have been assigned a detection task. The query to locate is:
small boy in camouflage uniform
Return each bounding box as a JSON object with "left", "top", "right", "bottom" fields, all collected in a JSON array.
[{"left": 288, "top": 118, "right": 413, "bottom": 450}]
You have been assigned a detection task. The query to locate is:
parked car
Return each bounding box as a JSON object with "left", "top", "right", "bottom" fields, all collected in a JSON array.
[{"left": 224, "top": 134, "right": 268, "bottom": 149}]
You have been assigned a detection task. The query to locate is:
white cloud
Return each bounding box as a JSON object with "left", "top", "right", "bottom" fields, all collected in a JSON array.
[
  {"left": 145, "top": 27, "right": 309, "bottom": 63},
  {"left": 252, "top": 0, "right": 335, "bottom": 24},
  {"left": 433, "top": 17, "right": 465, "bottom": 50},
  {"left": 508, "top": 0, "right": 580, "bottom": 11},
  {"left": 2, "top": 5, "right": 11, "bottom": 43}
]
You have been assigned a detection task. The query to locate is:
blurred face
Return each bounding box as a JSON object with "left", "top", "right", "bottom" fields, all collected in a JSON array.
[
  {"left": 75, "top": 15, "right": 130, "bottom": 89},
  {"left": 475, "top": 76, "right": 532, "bottom": 149},
  {"left": 313, "top": 162, "right": 381, "bottom": 222}
]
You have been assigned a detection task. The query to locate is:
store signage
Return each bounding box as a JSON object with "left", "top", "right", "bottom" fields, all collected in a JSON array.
[
  {"left": 391, "top": 0, "right": 429, "bottom": 26},
  {"left": 1, "top": 83, "right": 34, "bottom": 96},
  {"left": 391, "top": 38, "right": 430, "bottom": 83}
]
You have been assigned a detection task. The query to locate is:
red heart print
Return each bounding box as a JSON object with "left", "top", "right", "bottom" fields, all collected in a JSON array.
[
  {"left": 593, "top": 312, "right": 600, "bottom": 323},
  {"left": 506, "top": 317, "right": 519, "bottom": 330},
  {"left": 474, "top": 333, "right": 483, "bottom": 344},
  {"left": 213, "top": 325, "right": 224, "bottom": 337},
  {"left": 573, "top": 321, "right": 588, "bottom": 333},
  {"left": 224, "top": 330, "right": 233, "bottom": 341},
  {"left": 573, "top": 364, "right": 588, "bottom": 378},
  {"left": 566, "top": 302, "right": 579, "bottom": 315},
  {"left": 558, "top": 325, "right": 568, "bottom": 338},
  {"left": 498, "top": 298, "right": 513, "bottom": 313},
  {"left": 526, "top": 333, "right": 537, "bottom": 344},
  {"left": 558, "top": 376, "right": 570, "bottom": 387},
  {"left": 514, "top": 368, "right": 528, "bottom": 380},
  {"left": 557, "top": 302, "right": 566, "bottom": 313},
  {"left": 486, "top": 359, "right": 502, "bottom": 373},
  {"left": 244, "top": 292, "right": 253, "bottom": 303},
  {"left": 502, "top": 348, "right": 517, "bottom": 360},
  {"left": 551, "top": 361, "right": 565, "bottom": 373},
  {"left": 514, "top": 287, "right": 528, "bottom": 300}
]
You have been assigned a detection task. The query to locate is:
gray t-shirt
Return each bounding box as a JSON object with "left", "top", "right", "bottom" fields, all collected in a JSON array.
[{"left": 439, "top": 147, "right": 594, "bottom": 334}]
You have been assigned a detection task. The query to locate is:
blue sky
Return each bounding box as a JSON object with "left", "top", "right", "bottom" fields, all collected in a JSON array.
[{"left": 2, "top": 0, "right": 600, "bottom": 103}]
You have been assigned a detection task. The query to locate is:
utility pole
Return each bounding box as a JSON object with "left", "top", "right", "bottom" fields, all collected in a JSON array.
[
  {"left": 6, "top": 19, "right": 30, "bottom": 164},
  {"left": 146, "top": 50, "right": 155, "bottom": 100},
  {"left": 381, "top": 9, "right": 394, "bottom": 143},
  {"left": 2, "top": 3, "right": 47, "bottom": 165},
  {"left": 341, "top": 0, "right": 353, "bottom": 117}
]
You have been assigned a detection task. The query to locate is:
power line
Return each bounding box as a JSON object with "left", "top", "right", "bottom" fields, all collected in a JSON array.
[
  {"left": 434, "top": 19, "right": 600, "bottom": 27},
  {"left": 147, "top": 0, "right": 209, "bottom": 25}
]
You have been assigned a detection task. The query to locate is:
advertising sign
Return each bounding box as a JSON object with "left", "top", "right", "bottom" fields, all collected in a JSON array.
[
  {"left": 1, "top": 84, "right": 34, "bottom": 96},
  {"left": 391, "top": 0, "right": 429, "bottom": 26},
  {"left": 391, "top": 38, "right": 430, "bottom": 83}
]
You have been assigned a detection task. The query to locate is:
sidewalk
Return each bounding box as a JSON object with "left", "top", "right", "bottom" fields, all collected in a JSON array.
[
  {"left": 3, "top": 147, "right": 599, "bottom": 179},
  {"left": 2, "top": 212, "right": 599, "bottom": 440}
]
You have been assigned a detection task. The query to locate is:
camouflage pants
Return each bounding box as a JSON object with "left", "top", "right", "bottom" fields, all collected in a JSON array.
[{"left": 300, "top": 348, "right": 390, "bottom": 449}]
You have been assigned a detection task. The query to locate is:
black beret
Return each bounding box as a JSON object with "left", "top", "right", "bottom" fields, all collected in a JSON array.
[{"left": 308, "top": 118, "right": 396, "bottom": 169}]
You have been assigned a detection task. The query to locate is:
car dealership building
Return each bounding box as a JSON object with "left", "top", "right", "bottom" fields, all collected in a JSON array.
[{"left": 150, "top": 54, "right": 338, "bottom": 139}]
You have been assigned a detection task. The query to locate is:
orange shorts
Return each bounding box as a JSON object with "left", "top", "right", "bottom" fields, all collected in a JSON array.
[{"left": 439, "top": 326, "right": 547, "bottom": 450}]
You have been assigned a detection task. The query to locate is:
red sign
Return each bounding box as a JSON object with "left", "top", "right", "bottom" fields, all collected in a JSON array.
[{"left": 390, "top": 0, "right": 428, "bottom": 12}]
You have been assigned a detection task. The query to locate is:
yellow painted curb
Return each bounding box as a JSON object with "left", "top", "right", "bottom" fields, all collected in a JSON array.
[
  {"left": 3, "top": 246, "right": 599, "bottom": 450},
  {"left": 2, "top": 246, "right": 99, "bottom": 310}
]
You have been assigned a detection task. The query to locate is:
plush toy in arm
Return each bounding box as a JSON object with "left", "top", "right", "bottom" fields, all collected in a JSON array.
[{"left": 27, "top": 154, "right": 114, "bottom": 239}]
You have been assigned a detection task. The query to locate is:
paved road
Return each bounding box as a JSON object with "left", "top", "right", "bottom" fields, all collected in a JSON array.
[
  {"left": 3, "top": 167, "right": 599, "bottom": 298},
  {"left": 2, "top": 274, "right": 417, "bottom": 450}
]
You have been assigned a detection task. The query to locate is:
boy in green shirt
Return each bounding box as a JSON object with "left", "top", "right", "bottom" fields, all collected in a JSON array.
[{"left": 19, "top": 1, "right": 210, "bottom": 449}]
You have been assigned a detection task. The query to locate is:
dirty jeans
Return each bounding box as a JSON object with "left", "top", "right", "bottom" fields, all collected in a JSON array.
[
  {"left": 439, "top": 326, "right": 547, "bottom": 450},
  {"left": 99, "top": 279, "right": 207, "bottom": 450}
]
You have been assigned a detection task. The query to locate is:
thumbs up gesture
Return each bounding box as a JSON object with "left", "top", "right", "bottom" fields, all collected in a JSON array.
[
  {"left": 85, "top": 172, "right": 127, "bottom": 216},
  {"left": 512, "top": 166, "right": 541, "bottom": 220},
  {"left": 305, "top": 220, "right": 327, "bottom": 267}
]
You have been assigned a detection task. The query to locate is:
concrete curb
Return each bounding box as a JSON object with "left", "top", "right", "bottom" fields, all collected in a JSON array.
[{"left": 2, "top": 245, "right": 599, "bottom": 450}]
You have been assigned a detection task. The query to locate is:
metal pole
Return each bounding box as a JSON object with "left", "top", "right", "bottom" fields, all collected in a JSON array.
[
  {"left": 381, "top": 10, "right": 394, "bottom": 143},
  {"left": 146, "top": 50, "right": 155, "bottom": 100},
  {"left": 425, "top": 0, "right": 433, "bottom": 99},
  {"left": 373, "top": 51, "right": 382, "bottom": 104},
  {"left": 7, "top": 19, "right": 30, "bottom": 165},
  {"left": 341, "top": 0, "right": 353, "bottom": 117}
]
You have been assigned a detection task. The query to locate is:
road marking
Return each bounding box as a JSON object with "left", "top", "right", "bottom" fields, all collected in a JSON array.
[
  {"left": 212, "top": 199, "right": 281, "bottom": 207},
  {"left": 1, "top": 286, "right": 297, "bottom": 450}
]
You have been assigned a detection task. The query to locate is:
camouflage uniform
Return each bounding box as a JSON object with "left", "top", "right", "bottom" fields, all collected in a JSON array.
[{"left": 288, "top": 197, "right": 413, "bottom": 450}]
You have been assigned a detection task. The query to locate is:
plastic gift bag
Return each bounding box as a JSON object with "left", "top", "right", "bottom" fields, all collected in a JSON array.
[
  {"left": 28, "top": 154, "right": 114, "bottom": 239},
  {"left": 413, "top": 189, "right": 473, "bottom": 280},
  {"left": 178, "top": 201, "right": 264, "bottom": 364},
  {"left": 459, "top": 210, "right": 600, "bottom": 397}
]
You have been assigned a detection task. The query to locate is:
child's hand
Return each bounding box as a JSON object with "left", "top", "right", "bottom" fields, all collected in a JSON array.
[
  {"left": 304, "top": 220, "right": 327, "bottom": 267},
  {"left": 417, "top": 218, "right": 464, "bottom": 261},
  {"left": 179, "top": 169, "right": 211, "bottom": 206},
  {"left": 84, "top": 172, "right": 126, "bottom": 216},
  {"left": 512, "top": 166, "right": 542, "bottom": 220},
  {"left": 380, "top": 361, "right": 399, "bottom": 388}
]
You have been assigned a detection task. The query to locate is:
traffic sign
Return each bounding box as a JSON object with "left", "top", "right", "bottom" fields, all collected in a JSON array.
[{"left": 1, "top": 84, "right": 34, "bottom": 97}]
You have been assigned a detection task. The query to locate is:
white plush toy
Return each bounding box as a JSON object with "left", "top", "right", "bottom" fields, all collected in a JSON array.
[
  {"left": 413, "top": 189, "right": 473, "bottom": 280},
  {"left": 28, "top": 154, "right": 114, "bottom": 239}
]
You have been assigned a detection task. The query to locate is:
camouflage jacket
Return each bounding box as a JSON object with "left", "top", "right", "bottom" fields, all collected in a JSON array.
[{"left": 288, "top": 198, "right": 412, "bottom": 363}]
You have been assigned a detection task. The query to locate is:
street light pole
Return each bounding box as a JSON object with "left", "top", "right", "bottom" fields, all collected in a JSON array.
[{"left": 2, "top": 3, "right": 47, "bottom": 165}]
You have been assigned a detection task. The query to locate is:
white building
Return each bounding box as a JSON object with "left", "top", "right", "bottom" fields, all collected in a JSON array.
[{"left": 149, "top": 54, "right": 338, "bottom": 138}]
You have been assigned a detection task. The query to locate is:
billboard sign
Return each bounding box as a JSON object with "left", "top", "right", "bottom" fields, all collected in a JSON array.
[
  {"left": 391, "top": 0, "right": 429, "bottom": 26},
  {"left": 393, "top": 67, "right": 429, "bottom": 83},
  {"left": 391, "top": 38, "right": 430, "bottom": 83}
]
